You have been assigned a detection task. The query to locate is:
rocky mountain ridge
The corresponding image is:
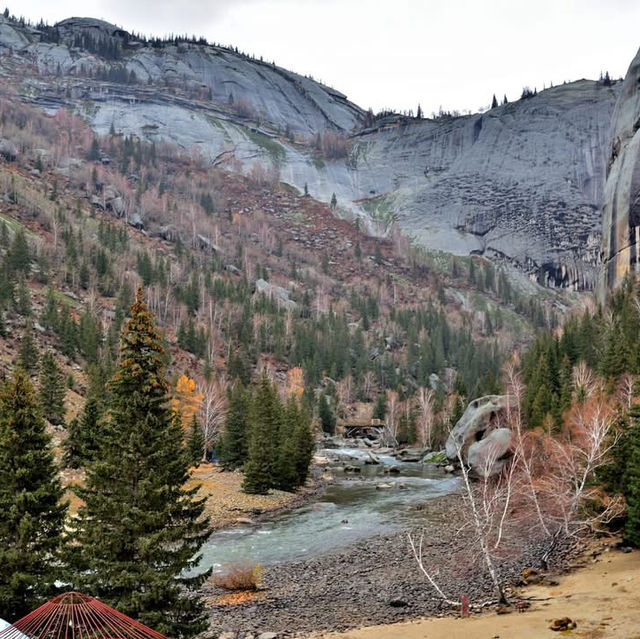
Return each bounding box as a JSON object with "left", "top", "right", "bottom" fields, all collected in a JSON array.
[{"left": 0, "top": 13, "right": 624, "bottom": 289}]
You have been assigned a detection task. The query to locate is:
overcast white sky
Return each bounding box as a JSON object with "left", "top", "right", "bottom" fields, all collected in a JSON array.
[{"left": 11, "top": 0, "right": 640, "bottom": 114}]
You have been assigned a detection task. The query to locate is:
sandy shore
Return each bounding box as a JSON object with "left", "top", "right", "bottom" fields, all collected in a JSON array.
[
  {"left": 187, "top": 463, "right": 324, "bottom": 531},
  {"left": 320, "top": 540, "right": 640, "bottom": 639}
]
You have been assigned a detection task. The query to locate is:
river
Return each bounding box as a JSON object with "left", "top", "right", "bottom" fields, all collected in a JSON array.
[{"left": 195, "top": 449, "right": 461, "bottom": 574}]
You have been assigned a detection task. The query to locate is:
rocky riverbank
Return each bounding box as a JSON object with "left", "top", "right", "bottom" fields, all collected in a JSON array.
[{"left": 203, "top": 494, "right": 574, "bottom": 638}]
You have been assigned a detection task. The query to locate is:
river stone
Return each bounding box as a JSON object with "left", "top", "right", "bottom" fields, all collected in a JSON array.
[
  {"left": 445, "top": 395, "right": 509, "bottom": 460},
  {"left": 257, "top": 633, "right": 278, "bottom": 639},
  {"left": 395, "top": 448, "right": 425, "bottom": 462},
  {"left": 467, "top": 428, "right": 513, "bottom": 477},
  {"left": 422, "top": 450, "right": 447, "bottom": 464}
]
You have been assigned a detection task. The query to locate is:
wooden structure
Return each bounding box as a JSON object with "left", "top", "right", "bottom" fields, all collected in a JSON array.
[
  {"left": 0, "top": 592, "right": 166, "bottom": 639},
  {"left": 343, "top": 419, "right": 386, "bottom": 440}
]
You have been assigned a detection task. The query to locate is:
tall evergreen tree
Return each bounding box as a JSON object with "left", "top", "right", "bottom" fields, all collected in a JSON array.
[
  {"left": 318, "top": 392, "right": 335, "bottom": 434},
  {"left": 219, "top": 383, "right": 250, "bottom": 469},
  {"left": 625, "top": 405, "right": 640, "bottom": 547},
  {"left": 276, "top": 397, "right": 301, "bottom": 492},
  {"left": 64, "top": 395, "right": 101, "bottom": 469},
  {"left": 187, "top": 415, "right": 204, "bottom": 468},
  {"left": 8, "top": 227, "right": 31, "bottom": 275},
  {"left": 72, "top": 290, "right": 210, "bottom": 638},
  {"left": 38, "top": 351, "right": 66, "bottom": 425},
  {"left": 292, "top": 400, "right": 314, "bottom": 487},
  {"left": 18, "top": 322, "right": 39, "bottom": 374},
  {"left": 0, "top": 370, "right": 66, "bottom": 620},
  {"left": 243, "top": 374, "right": 280, "bottom": 494},
  {"left": 373, "top": 393, "right": 387, "bottom": 420}
]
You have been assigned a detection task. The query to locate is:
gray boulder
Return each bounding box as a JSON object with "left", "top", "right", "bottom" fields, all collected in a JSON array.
[
  {"left": 395, "top": 448, "right": 425, "bottom": 462},
  {"left": 467, "top": 428, "right": 513, "bottom": 477},
  {"left": 254, "top": 278, "right": 297, "bottom": 311},
  {"left": 108, "top": 196, "right": 125, "bottom": 216},
  {"left": 0, "top": 138, "right": 18, "bottom": 162},
  {"left": 445, "top": 395, "right": 509, "bottom": 460},
  {"left": 127, "top": 211, "right": 144, "bottom": 230}
]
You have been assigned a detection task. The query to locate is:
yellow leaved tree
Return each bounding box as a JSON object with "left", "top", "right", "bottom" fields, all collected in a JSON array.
[
  {"left": 286, "top": 367, "right": 305, "bottom": 398},
  {"left": 172, "top": 373, "right": 204, "bottom": 428}
]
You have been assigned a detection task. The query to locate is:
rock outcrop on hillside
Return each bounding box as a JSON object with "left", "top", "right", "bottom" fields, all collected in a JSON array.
[
  {"left": 0, "top": 15, "right": 624, "bottom": 289},
  {"left": 599, "top": 46, "right": 640, "bottom": 295},
  {"left": 0, "top": 16, "right": 364, "bottom": 137}
]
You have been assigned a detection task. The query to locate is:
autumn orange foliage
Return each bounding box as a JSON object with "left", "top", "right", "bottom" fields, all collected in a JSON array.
[
  {"left": 172, "top": 373, "right": 204, "bottom": 428},
  {"left": 286, "top": 367, "right": 305, "bottom": 398}
]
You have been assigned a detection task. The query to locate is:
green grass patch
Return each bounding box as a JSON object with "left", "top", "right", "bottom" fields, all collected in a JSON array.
[
  {"left": 0, "top": 213, "right": 37, "bottom": 238},
  {"left": 310, "top": 155, "right": 325, "bottom": 170},
  {"left": 359, "top": 193, "right": 398, "bottom": 231},
  {"left": 52, "top": 290, "right": 80, "bottom": 308},
  {"left": 246, "top": 130, "right": 286, "bottom": 166},
  {"left": 280, "top": 182, "right": 301, "bottom": 195},
  {"left": 0, "top": 212, "right": 25, "bottom": 233}
]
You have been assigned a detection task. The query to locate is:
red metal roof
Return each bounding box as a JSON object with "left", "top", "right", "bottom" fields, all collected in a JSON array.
[{"left": 0, "top": 593, "right": 167, "bottom": 639}]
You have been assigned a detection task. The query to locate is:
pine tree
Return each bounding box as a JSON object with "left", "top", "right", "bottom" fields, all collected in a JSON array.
[
  {"left": 243, "top": 374, "right": 280, "bottom": 494},
  {"left": 373, "top": 393, "right": 387, "bottom": 420},
  {"left": 276, "top": 397, "right": 301, "bottom": 492},
  {"left": 8, "top": 227, "right": 31, "bottom": 275},
  {"left": 14, "top": 278, "right": 32, "bottom": 316},
  {"left": 491, "top": 94, "right": 498, "bottom": 108},
  {"left": 187, "top": 415, "right": 204, "bottom": 467},
  {"left": 72, "top": 290, "right": 211, "bottom": 638},
  {"left": 64, "top": 417, "right": 83, "bottom": 469},
  {"left": 219, "top": 383, "right": 250, "bottom": 469},
  {"left": 0, "top": 370, "right": 66, "bottom": 620},
  {"left": 38, "top": 351, "right": 66, "bottom": 425},
  {"left": 64, "top": 394, "right": 101, "bottom": 468},
  {"left": 625, "top": 405, "right": 640, "bottom": 547},
  {"left": 318, "top": 393, "right": 335, "bottom": 434},
  {"left": 292, "top": 401, "right": 314, "bottom": 486},
  {"left": 18, "top": 322, "right": 39, "bottom": 374},
  {"left": 40, "top": 287, "right": 59, "bottom": 330}
]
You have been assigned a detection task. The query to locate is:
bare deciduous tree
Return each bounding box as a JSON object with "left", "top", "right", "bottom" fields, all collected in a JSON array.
[
  {"left": 416, "top": 386, "right": 435, "bottom": 449},
  {"left": 199, "top": 379, "right": 227, "bottom": 462}
]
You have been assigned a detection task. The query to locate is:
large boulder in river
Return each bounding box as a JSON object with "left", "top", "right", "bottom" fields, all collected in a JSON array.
[
  {"left": 467, "top": 428, "right": 513, "bottom": 477},
  {"left": 445, "top": 395, "right": 509, "bottom": 461}
]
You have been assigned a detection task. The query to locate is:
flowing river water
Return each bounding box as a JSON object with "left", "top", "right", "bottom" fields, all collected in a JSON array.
[{"left": 195, "top": 448, "right": 461, "bottom": 574}]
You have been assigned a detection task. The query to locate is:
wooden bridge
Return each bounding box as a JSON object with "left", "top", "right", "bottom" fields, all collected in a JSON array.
[{"left": 343, "top": 419, "right": 386, "bottom": 440}]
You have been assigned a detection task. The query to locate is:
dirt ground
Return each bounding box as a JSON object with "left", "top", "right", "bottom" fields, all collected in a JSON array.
[
  {"left": 186, "top": 463, "right": 318, "bottom": 530},
  {"left": 63, "top": 462, "right": 317, "bottom": 528},
  {"left": 321, "top": 542, "right": 640, "bottom": 639}
]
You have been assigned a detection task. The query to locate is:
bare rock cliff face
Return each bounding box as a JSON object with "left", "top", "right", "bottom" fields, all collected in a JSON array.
[
  {"left": 599, "top": 47, "right": 640, "bottom": 295},
  {"left": 347, "top": 81, "right": 617, "bottom": 289},
  {"left": 0, "top": 15, "right": 624, "bottom": 289}
]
